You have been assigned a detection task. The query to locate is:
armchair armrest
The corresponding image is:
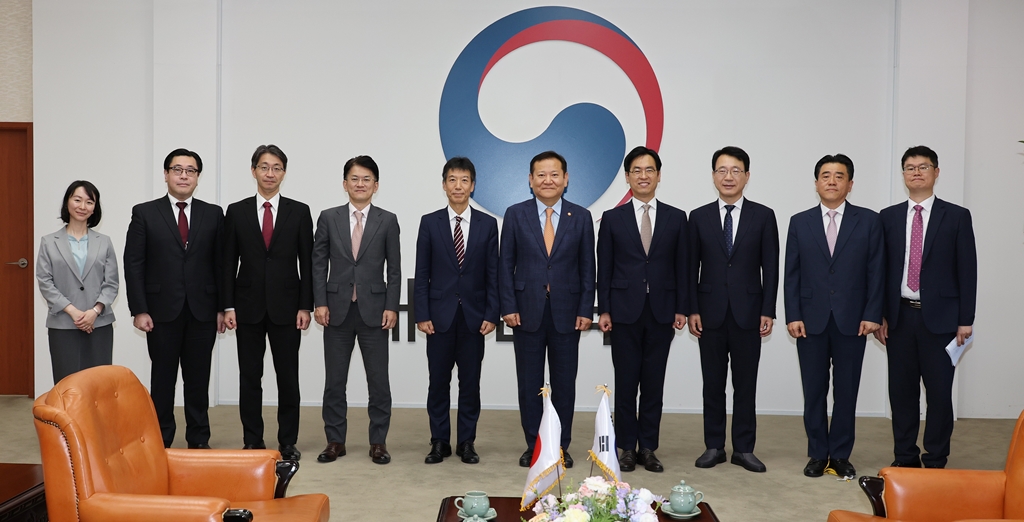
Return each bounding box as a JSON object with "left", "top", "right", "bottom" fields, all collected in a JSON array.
[
  {"left": 79, "top": 492, "right": 229, "bottom": 522},
  {"left": 167, "top": 449, "right": 280, "bottom": 501},
  {"left": 880, "top": 468, "right": 1006, "bottom": 521}
]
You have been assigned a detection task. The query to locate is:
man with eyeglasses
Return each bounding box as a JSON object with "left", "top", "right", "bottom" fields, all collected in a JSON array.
[
  {"left": 596, "top": 146, "right": 688, "bottom": 473},
  {"left": 687, "top": 146, "right": 778, "bottom": 473},
  {"left": 221, "top": 144, "right": 312, "bottom": 461},
  {"left": 124, "top": 148, "right": 225, "bottom": 449},
  {"left": 875, "top": 146, "right": 977, "bottom": 469},
  {"left": 312, "top": 155, "right": 401, "bottom": 465}
]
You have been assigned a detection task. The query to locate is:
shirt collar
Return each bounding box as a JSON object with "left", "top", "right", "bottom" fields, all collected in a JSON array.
[
  {"left": 719, "top": 196, "right": 744, "bottom": 211},
  {"left": 168, "top": 194, "right": 194, "bottom": 207},
  {"left": 820, "top": 201, "right": 847, "bottom": 216},
  {"left": 258, "top": 192, "right": 282, "bottom": 210},
  {"left": 536, "top": 198, "right": 563, "bottom": 216},
  {"left": 631, "top": 197, "right": 657, "bottom": 212},
  {"left": 351, "top": 202, "right": 372, "bottom": 217},
  {"left": 908, "top": 194, "right": 935, "bottom": 212},
  {"left": 448, "top": 205, "right": 471, "bottom": 221}
]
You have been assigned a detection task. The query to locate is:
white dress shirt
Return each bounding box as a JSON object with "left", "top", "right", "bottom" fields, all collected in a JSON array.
[
  {"left": 349, "top": 202, "right": 373, "bottom": 235},
  {"left": 901, "top": 195, "right": 935, "bottom": 299},
  {"left": 719, "top": 196, "right": 745, "bottom": 243},
  {"left": 820, "top": 201, "right": 847, "bottom": 234},
  {"left": 256, "top": 192, "right": 282, "bottom": 227},
  {"left": 631, "top": 197, "right": 657, "bottom": 233},
  {"left": 167, "top": 194, "right": 194, "bottom": 224},
  {"left": 448, "top": 205, "right": 471, "bottom": 246}
]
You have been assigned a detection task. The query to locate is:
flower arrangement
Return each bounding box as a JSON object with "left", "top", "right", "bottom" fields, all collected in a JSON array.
[{"left": 525, "top": 476, "right": 663, "bottom": 522}]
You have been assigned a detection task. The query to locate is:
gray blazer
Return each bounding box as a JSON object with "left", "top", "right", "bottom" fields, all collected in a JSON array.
[
  {"left": 312, "top": 204, "right": 401, "bottom": 327},
  {"left": 36, "top": 227, "right": 119, "bottom": 329}
]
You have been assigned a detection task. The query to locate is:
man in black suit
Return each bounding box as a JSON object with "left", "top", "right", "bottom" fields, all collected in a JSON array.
[
  {"left": 222, "top": 144, "right": 313, "bottom": 461},
  {"left": 414, "top": 157, "right": 499, "bottom": 465},
  {"left": 784, "top": 154, "right": 884, "bottom": 478},
  {"left": 124, "top": 148, "right": 225, "bottom": 448},
  {"left": 875, "top": 145, "right": 977, "bottom": 469},
  {"left": 688, "top": 146, "right": 779, "bottom": 473},
  {"left": 596, "top": 146, "right": 687, "bottom": 473}
]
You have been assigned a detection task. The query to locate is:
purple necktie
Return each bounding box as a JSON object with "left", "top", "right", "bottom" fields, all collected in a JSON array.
[
  {"left": 826, "top": 210, "right": 838, "bottom": 256},
  {"left": 907, "top": 205, "right": 924, "bottom": 291},
  {"left": 262, "top": 201, "right": 273, "bottom": 249},
  {"left": 454, "top": 216, "right": 465, "bottom": 269}
]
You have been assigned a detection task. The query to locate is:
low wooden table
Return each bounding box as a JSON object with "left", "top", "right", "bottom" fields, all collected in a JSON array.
[
  {"left": 436, "top": 496, "right": 719, "bottom": 522},
  {"left": 0, "top": 464, "right": 47, "bottom": 522}
]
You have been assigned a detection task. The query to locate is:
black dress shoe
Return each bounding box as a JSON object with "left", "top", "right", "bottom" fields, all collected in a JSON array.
[
  {"left": 890, "top": 458, "right": 922, "bottom": 468},
  {"left": 619, "top": 449, "right": 637, "bottom": 472},
  {"left": 731, "top": 452, "right": 767, "bottom": 473},
  {"left": 563, "top": 451, "right": 574, "bottom": 469},
  {"left": 369, "top": 444, "right": 391, "bottom": 464},
  {"left": 695, "top": 448, "right": 726, "bottom": 468},
  {"left": 804, "top": 457, "right": 828, "bottom": 477},
  {"left": 456, "top": 442, "right": 479, "bottom": 464},
  {"left": 637, "top": 448, "right": 663, "bottom": 472},
  {"left": 317, "top": 442, "right": 346, "bottom": 463},
  {"left": 188, "top": 443, "right": 212, "bottom": 449},
  {"left": 279, "top": 444, "right": 301, "bottom": 461},
  {"left": 242, "top": 443, "right": 266, "bottom": 450},
  {"left": 829, "top": 458, "right": 856, "bottom": 477},
  {"left": 519, "top": 448, "right": 533, "bottom": 467},
  {"left": 425, "top": 440, "right": 452, "bottom": 464}
]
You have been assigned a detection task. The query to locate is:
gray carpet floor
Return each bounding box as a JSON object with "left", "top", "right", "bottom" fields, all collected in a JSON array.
[{"left": 3, "top": 395, "right": 1014, "bottom": 521}]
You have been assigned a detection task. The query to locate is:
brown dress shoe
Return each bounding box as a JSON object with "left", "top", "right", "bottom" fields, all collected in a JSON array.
[
  {"left": 317, "top": 442, "right": 346, "bottom": 463},
  {"left": 370, "top": 443, "right": 391, "bottom": 464}
]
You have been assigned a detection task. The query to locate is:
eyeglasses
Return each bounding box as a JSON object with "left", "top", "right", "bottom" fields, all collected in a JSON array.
[
  {"left": 714, "top": 168, "right": 746, "bottom": 177},
  {"left": 629, "top": 167, "right": 658, "bottom": 176},
  {"left": 257, "top": 164, "right": 285, "bottom": 174},
  {"left": 902, "top": 164, "right": 934, "bottom": 174},
  {"left": 170, "top": 166, "right": 199, "bottom": 177}
]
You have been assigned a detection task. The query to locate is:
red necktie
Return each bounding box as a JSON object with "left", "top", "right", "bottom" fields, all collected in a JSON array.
[
  {"left": 176, "top": 201, "right": 189, "bottom": 247},
  {"left": 262, "top": 201, "right": 273, "bottom": 249},
  {"left": 907, "top": 205, "right": 924, "bottom": 291}
]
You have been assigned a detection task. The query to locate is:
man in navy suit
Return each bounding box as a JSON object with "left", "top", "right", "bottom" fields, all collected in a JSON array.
[
  {"left": 500, "top": 150, "right": 596, "bottom": 468},
  {"left": 688, "top": 146, "right": 779, "bottom": 473},
  {"left": 784, "top": 154, "right": 884, "bottom": 478},
  {"left": 414, "top": 157, "right": 499, "bottom": 465},
  {"left": 597, "top": 146, "right": 687, "bottom": 473},
  {"left": 875, "top": 146, "right": 976, "bottom": 469}
]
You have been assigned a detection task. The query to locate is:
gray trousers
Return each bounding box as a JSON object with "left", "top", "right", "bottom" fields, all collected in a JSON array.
[
  {"left": 322, "top": 301, "right": 392, "bottom": 445},
  {"left": 48, "top": 324, "right": 114, "bottom": 384}
]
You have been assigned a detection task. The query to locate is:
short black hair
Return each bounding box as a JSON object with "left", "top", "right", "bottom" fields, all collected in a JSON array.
[
  {"left": 901, "top": 145, "right": 938, "bottom": 168},
  {"left": 60, "top": 180, "right": 102, "bottom": 228},
  {"left": 442, "top": 156, "right": 476, "bottom": 182},
  {"left": 251, "top": 144, "right": 288, "bottom": 170},
  {"left": 163, "top": 148, "right": 203, "bottom": 174},
  {"left": 712, "top": 146, "right": 750, "bottom": 172},
  {"left": 530, "top": 150, "right": 567, "bottom": 173},
  {"left": 814, "top": 154, "right": 855, "bottom": 180},
  {"left": 343, "top": 155, "right": 379, "bottom": 181},
  {"left": 623, "top": 146, "right": 661, "bottom": 172}
]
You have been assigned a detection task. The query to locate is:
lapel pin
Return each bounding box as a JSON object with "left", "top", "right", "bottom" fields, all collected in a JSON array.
[{"left": 567, "top": 212, "right": 572, "bottom": 216}]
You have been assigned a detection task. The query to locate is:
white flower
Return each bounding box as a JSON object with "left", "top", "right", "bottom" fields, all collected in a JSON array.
[
  {"left": 563, "top": 509, "right": 591, "bottom": 522},
  {"left": 634, "top": 488, "right": 654, "bottom": 505},
  {"left": 563, "top": 493, "right": 578, "bottom": 502}
]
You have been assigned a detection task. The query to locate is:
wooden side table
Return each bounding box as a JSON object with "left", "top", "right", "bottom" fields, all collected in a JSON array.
[
  {"left": 436, "top": 496, "right": 720, "bottom": 522},
  {"left": 0, "top": 464, "right": 47, "bottom": 522}
]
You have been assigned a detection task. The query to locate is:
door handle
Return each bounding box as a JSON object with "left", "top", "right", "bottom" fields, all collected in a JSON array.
[{"left": 5, "top": 258, "right": 28, "bottom": 269}]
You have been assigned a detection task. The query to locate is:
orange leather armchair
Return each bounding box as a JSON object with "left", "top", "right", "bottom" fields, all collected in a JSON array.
[
  {"left": 828, "top": 409, "right": 1024, "bottom": 522},
  {"left": 33, "top": 365, "right": 330, "bottom": 522}
]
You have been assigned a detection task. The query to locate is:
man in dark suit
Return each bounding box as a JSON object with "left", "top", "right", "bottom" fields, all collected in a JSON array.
[
  {"left": 784, "top": 153, "right": 884, "bottom": 478},
  {"left": 875, "top": 145, "right": 977, "bottom": 469},
  {"left": 414, "top": 156, "right": 499, "bottom": 465},
  {"left": 597, "top": 146, "right": 687, "bottom": 473},
  {"left": 500, "top": 150, "right": 595, "bottom": 468},
  {"left": 312, "top": 155, "right": 401, "bottom": 465},
  {"left": 688, "top": 146, "right": 779, "bottom": 473},
  {"left": 222, "top": 144, "right": 313, "bottom": 461},
  {"left": 124, "top": 148, "right": 225, "bottom": 449}
]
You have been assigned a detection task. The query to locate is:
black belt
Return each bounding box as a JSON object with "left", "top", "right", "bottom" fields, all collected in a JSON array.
[{"left": 901, "top": 297, "right": 921, "bottom": 309}]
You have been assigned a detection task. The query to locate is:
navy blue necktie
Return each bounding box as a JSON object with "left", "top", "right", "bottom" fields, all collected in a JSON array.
[{"left": 724, "top": 205, "right": 735, "bottom": 256}]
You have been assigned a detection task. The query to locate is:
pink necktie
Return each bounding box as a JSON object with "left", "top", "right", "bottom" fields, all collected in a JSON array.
[
  {"left": 262, "top": 201, "right": 273, "bottom": 249},
  {"left": 907, "top": 205, "right": 923, "bottom": 291},
  {"left": 826, "top": 210, "right": 838, "bottom": 256},
  {"left": 351, "top": 210, "right": 363, "bottom": 301}
]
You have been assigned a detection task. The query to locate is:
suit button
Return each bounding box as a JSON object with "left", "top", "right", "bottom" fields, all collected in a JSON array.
[
  {"left": 80, "top": 286, "right": 85, "bottom": 291},
  {"left": 728, "top": 263, "right": 732, "bottom": 267},
  {"left": 830, "top": 269, "right": 834, "bottom": 274},
  {"left": 548, "top": 265, "right": 552, "bottom": 269},
  {"left": 830, "top": 290, "right": 835, "bottom": 295},
  {"left": 455, "top": 293, "right": 460, "bottom": 297}
]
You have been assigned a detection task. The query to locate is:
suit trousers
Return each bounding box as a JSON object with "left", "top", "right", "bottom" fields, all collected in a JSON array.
[
  {"left": 47, "top": 324, "right": 113, "bottom": 384},
  {"left": 237, "top": 315, "right": 301, "bottom": 446},
  {"left": 796, "top": 313, "right": 866, "bottom": 460},
  {"left": 513, "top": 298, "right": 580, "bottom": 450},
  {"left": 887, "top": 300, "right": 956, "bottom": 468},
  {"left": 698, "top": 306, "right": 761, "bottom": 453},
  {"left": 322, "top": 300, "right": 392, "bottom": 445},
  {"left": 426, "top": 305, "right": 485, "bottom": 445},
  {"left": 147, "top": 300, "right": 217, "bottom": 448},
  {"left": 610, "top": 297, "right": 674, "bottom": 452}
]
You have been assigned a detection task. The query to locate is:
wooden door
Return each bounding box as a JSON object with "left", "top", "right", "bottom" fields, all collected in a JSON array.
[{"left": 0, "top": 123, "right": 34, "bottom": 396}]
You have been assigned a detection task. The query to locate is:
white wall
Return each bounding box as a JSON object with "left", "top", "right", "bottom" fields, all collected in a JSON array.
[{"left": 32, "top": 0, "right": 1024, "bottom": 419}]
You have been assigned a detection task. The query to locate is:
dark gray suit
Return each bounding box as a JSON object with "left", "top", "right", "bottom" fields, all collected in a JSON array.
[{"left": 312, "top": 203, "right": 401, "bottom": 445}]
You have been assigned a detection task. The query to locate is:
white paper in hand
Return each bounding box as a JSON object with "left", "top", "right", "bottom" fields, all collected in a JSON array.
[{"left": 945, "top": 331, "right": 974, "bottom": 366}]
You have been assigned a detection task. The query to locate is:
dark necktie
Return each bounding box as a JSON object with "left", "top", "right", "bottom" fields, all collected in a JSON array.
[
  {"left": 907, "top": 205, "right": 924, "bottom": 291},
  {"left": 454, "top": 216, "right": 465, "bottom": 269},
  {"left": 724, "top": 204, "right": 735, "bottom": 256},
  {"left": 262, "top": 201, "right": 273, "bottom": 249},
  {"left": 176, "top": 201, "right": 189, "bottom": 247}
]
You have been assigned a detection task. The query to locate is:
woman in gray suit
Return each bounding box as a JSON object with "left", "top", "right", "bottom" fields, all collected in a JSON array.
[{"left": 36, "top": 180, "right": 119, "bottom": 383}]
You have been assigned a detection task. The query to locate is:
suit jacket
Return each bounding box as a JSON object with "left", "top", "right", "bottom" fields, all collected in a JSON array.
[
  {"left": 312, "top": 203, "right": 401, "bottom": 327},
  {"left": 124, "top": 197, "right": 224, "bottom": 322},
  {"left": 688, "top": 199, "right": 779, "bottom": 330},
  {"left": 784, "top": 202, "right": 884, "bottom": 336},
  {"left": 880, "top": 198, "right": 977, "bottom": 333},
  {"left": 499, "top": 198, "right": 596, "bottom": 334},
  {"left": 596, "top": 200, "right": 688, "bottom": 324},
  {"left": 36, "top": 227, "right": 119, "bottom": 329},
  {"left": 413, "top": 207, "right": 499, "bottom": 332},
  {"left": 222, "top": 196, "right": 314, "bottom": 325}
]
